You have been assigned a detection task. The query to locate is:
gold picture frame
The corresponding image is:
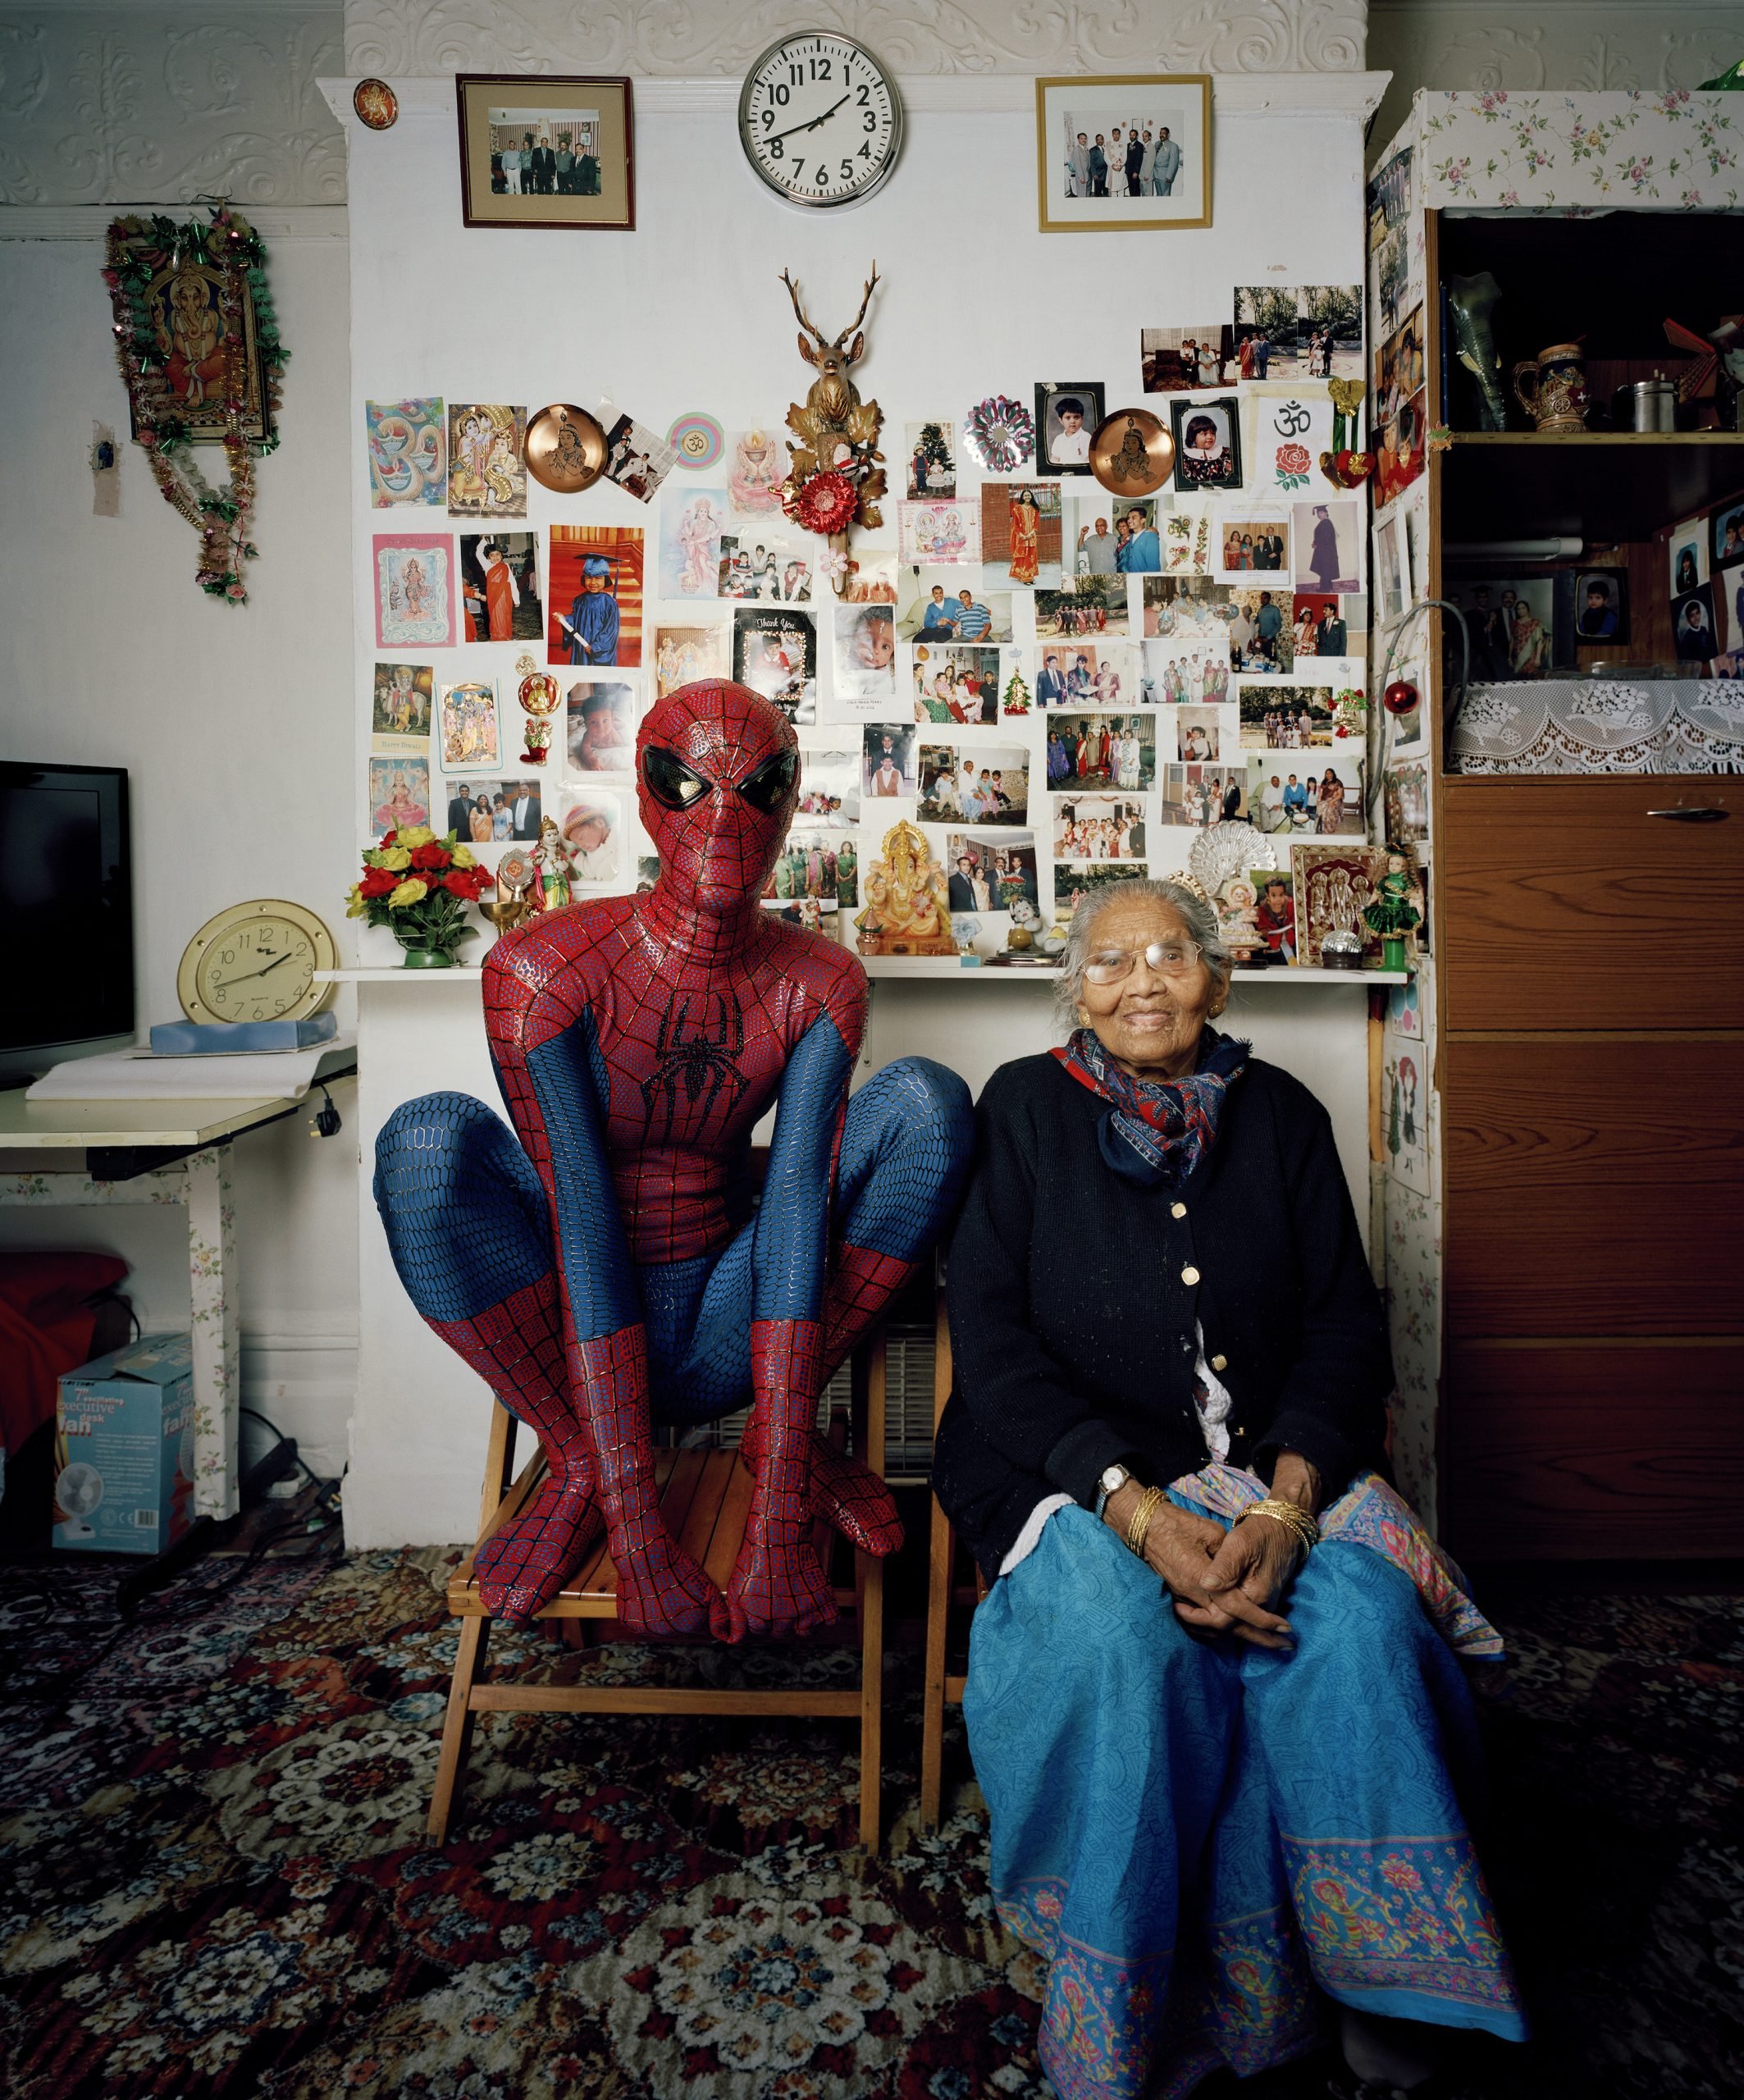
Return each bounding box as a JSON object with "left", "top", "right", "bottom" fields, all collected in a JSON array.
[
  {"left": 456, "top": 74, "right": 634, "bottom": 231},
  {"left": 118, "top": 235, "right": 272, "bottom": 445},
  {"left": 1035, "top": 75, "right": 1212, "bottom": 233}
]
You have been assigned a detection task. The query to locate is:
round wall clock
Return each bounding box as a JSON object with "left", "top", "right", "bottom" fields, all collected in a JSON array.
[
  {"left": 738, "top": 33, "right": 903, "bottom": 210},
  {"left": 176, "top": 899, "right": 337, "bottom": 1025}
]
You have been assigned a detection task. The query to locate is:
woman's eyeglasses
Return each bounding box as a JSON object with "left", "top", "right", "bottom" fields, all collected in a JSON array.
[{"left": 1082, "top": 941, "right": 1203, "bottom": 985}]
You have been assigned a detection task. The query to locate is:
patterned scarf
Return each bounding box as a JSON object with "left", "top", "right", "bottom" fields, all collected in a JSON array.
[{"left": 1052, "top": 1025, "right": 1249, "bottom": 1187}]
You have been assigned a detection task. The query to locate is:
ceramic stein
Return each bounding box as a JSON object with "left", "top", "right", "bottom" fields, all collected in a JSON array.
[{"left": 1513, "top": 342, "right": 1590, "bottom": 432}]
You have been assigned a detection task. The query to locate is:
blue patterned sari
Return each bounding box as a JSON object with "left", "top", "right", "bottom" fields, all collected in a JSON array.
[{"left": 964, "top": 1475, "right": 1527, "bottom": 2098}]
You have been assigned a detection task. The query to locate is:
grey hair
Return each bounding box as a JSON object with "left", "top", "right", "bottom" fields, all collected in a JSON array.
[{"left": 1053, "top": 876, "right": 1232, "bottom": 1026}]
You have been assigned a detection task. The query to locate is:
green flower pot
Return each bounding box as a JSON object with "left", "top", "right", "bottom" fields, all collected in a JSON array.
[{"left": 398, "top": 942, "right": 456, "bottom": 970}]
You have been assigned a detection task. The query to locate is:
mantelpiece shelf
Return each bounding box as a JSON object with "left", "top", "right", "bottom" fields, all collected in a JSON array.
[
  {"left": 1437, "top": 431, "right": 1744, "bottom": 544},
  {"left": 315, "top": 964, "right": 1406, "bottom": 987}
]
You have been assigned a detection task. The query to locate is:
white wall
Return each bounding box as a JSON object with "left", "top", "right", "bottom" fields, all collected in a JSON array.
[
  {"left": 0, "top": 218, "right": 358, "bottom": 1477},
  {"left": 336, "top": 71, "right": 1386, "bottom": 1547}
]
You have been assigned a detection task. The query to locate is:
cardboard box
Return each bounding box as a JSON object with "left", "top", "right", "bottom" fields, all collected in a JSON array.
[{"left": 54, "top": 1333, "right": 197, "bottom": 1554}]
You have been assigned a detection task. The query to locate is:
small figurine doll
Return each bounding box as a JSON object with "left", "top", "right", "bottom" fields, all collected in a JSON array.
[
  {"left": 1362, "top": 850, "right": 1424, "bottom": 970},
  {"left": 532, "top": 814, "right": 577, "bottom": 911}
]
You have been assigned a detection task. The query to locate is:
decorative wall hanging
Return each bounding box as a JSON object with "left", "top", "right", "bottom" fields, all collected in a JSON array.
[
  {"left": 102, "top": 206, "right": 285, "bottom": 605},
  {"left": 353, "top": 79, "right": 399, "bottom": 130},
  {"left": 963, "top": 395, "right": 1036, "bottom": 472},
  {"left": 1089, "top": 407, "right": 1176, "bottom": 495},
  {"left": 778, "top": 264, "right": 887, "bottom": 600},
  {"left": 526, "top": 402, "right": 605, "bottom": 491},
  {"left": 668, "top": 412, "right": 725, "bottom": 469},
  {"left": 456, "top": 73, "right": 635, "bottom": 231}
]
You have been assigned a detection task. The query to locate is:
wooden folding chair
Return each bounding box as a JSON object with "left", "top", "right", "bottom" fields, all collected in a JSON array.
[
  {"left": 919, "top": 1294, "right": 988, "bottom": 1831},
  {"left": 429, "top": 1331, "right": 890, "bottom": 1851}
]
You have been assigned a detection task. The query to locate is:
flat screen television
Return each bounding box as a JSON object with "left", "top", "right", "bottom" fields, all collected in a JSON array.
[{"left": 0, "top": 762, "right": 134, "bottom": 1055}]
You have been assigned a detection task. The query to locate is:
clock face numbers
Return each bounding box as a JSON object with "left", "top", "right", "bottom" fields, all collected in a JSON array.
[
  {"left": 742, "top": 35, "right": 899, "bottom": 207},
  {"left": 195, "top": 920, "right": 316, "bottom": 1023}
]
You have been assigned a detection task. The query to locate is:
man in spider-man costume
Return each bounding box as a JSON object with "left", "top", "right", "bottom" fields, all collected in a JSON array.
[{"left": 375, "top": 679, "right": 974, "bottom": 1641}]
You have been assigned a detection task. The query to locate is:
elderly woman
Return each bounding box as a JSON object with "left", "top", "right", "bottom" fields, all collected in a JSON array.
[{"left": 934, "top": 876, "right": 1525, "bottom": 2099}]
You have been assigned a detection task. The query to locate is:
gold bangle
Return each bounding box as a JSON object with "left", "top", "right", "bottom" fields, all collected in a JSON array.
[
  {"left": 1241, "top": 1497, "right": 1320, "bottom": 1550},
  {"left": 1125, "top": 1484, "right": 1166, "bottom": 1557}
]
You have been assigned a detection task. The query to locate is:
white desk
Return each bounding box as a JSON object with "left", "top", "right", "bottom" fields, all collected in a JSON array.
[{"left": 0, "top": 1045, "right": 358, "bottom": 1521}]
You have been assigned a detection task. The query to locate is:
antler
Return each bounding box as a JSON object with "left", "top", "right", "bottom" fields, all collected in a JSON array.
[
  {"left": 836, "top": 262, "right": 880, "bottom": 347},
  {"left": 780, "top": 267, "right": 827, "bottom": 345}
]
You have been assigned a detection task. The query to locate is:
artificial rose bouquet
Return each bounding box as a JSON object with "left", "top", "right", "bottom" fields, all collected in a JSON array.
[{"left": 346, "top": 827, "right": 490, "bottom": 955}]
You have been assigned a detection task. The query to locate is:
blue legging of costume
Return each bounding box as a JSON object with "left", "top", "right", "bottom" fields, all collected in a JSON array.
[
  {"left": 372, "top": 1056, "right": 971, "bottom": 1423},
  {"left": 965, "top": 1500, "right": 1529, "bottom": 2100}
]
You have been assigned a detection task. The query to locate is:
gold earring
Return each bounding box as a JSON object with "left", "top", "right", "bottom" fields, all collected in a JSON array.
[{"left": 1075, "top": 1005, "right": 1089, "bottom": 1025}]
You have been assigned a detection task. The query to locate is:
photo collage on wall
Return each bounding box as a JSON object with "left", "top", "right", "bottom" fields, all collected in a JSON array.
[{"left": 360, "top": 294, "right": 1377, "bottom": 964}]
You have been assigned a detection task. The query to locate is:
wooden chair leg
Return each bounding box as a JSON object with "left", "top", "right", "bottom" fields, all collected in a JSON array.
[
  {"left": 857, "top": 1548, "right": 883, "bottom": 1852},
  {"left": 427, "top": 1613, "right": 491, "bottom": 1843},
  {"left": 920, "top": 1492, "right": 954, "bottom": 1833}
]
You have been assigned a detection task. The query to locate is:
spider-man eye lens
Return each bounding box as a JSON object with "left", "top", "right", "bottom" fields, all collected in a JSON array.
[
  {"left": 736, "top": 750, "right": 798, "bottom": 814},
  {"left": 643, "top": 747, "right": 710, "bottom": 810}
]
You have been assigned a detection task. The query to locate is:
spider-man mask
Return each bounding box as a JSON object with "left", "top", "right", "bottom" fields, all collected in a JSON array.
[{"left": 637, "top": 680, "right": 801, "bottom": 914}]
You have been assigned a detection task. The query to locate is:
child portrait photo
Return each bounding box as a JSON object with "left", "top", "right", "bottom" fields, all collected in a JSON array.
[
  {"left": 834, "top": 603, "right": 897, "bottom": 702},
  {"left": 906, "top": 421, "right": 956, "bottom": 499},
  {"left": 460, "top": 532, "right": 542, "bottom": 642},
  {"left": 1034, "top": 384, "right": 1106, "bottom": 474},
  {"left": 1573, "top": 570, "right": 1629, "bottom": 644},
  {"left": 548, "top": 523, "right": 643, "bottom": 668},
  {"left": 1169, "top": 397, "right": 1243, "bottom": 491},
  {"left": 863, "top": 724, "right": 916, "bottom": 798},
  {"left": 733, "top": 606, "right": 818, "bottom": 724},
  {"left": 565, "top": 680, "right": 637, "bottom": 772}
]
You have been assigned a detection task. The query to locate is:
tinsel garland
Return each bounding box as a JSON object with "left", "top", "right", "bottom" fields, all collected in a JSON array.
[{"left": 102, "top": 206, "right": 287, "bottom": 605}]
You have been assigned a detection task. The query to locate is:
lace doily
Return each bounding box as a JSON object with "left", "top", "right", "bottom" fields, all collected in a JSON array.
[{"left": 1450, "top": 678, "right": 1744, "bottom": 774}]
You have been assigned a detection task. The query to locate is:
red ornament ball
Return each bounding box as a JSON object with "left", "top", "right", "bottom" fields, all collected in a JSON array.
[{"left": 1383, "top": 678, "right": 1418, "bottom": 717}]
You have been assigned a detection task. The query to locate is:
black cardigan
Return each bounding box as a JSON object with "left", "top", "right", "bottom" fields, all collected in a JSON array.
[{"left": 933, "top": 1050, "right": 1393, "bottom": 1582}]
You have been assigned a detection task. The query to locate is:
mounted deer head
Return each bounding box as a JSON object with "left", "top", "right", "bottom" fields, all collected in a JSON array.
[{"left": 781, "top": 263, "right": 879, "bottom": 382}]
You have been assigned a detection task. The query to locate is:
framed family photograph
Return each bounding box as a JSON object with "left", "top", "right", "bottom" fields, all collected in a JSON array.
[
  {"left": 456, "top": 74, "right": 634, "bottom": 231},
  {"left": 1036, "top": 75, "right": 1211, "bottom": 231}
]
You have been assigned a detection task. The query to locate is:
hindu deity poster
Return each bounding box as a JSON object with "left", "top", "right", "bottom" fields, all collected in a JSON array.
[
  {"left": 447, "top": 402, "right": 527, "bottom": 517},
  {"left": 366, "top": 398, "right": 446, "bottom": 506},
  {"left": 373, "top": 534, "right": 455, "bottom": 649}
]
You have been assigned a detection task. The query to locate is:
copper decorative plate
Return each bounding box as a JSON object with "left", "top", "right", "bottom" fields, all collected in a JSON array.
[
  {"left": 1089, "top": 407, "right": 1176, "bottom": 495},
  {"left": 352, "top": 79, "right": 399, "bottom": 130},
  {"left": 525, "top": 404, "right": 607, "bottom": 494}
]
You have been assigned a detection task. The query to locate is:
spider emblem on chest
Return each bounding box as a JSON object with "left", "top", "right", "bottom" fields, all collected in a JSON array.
[{"left": 639, "top": 988, "right": 748, "bottom": 1134}]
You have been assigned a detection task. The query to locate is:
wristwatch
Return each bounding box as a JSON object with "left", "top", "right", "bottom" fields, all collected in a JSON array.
[{"left": 1094, "top": 1463, "right": 1135, "bottom": 1519}]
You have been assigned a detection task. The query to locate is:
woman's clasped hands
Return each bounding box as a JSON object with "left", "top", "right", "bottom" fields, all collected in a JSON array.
[{"left": 1104, "top": 1480, "right": 1303, "bottom": 1651}]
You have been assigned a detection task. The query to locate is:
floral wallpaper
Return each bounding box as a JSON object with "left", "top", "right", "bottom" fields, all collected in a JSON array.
[{"left": 1418, "top": 88, "right": 1740, "bottom": 211}]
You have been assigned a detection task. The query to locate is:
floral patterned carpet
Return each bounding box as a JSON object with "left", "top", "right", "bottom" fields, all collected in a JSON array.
[{"left": 0, "top": 1545, "right": 1738, "bottom": 2098}]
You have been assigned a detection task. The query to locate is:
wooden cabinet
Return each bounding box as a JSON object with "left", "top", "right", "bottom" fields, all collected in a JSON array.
[
  {"left": 1443, "top": 1038, "right": 1744, "bottom": 1336},
  {"left": 1445, "top": 1341, "right": 1744, "bottom": 1558},
  {"left": 1388, "top": 201, "right": 1744, "bottom": 1563},
  {"left": 1441, "top": 777, "right": 1743, "bottom": 1031},
  {"left": 1436, "top": 777, "right": 1744, "bottom": 1557}
]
